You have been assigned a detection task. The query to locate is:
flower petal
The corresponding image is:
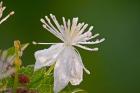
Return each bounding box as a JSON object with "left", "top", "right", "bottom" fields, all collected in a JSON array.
[
  {"left": 69, "top": 50, "right": 83, "bottom": 85},
  {"left": 67, "top": 47, "right": 83, "bottom": 85},
  {"left": 34, "top": 43, "right": 64, "bottom": 70},
  {"left": 74, "top": 48, "right": 90, "bottom": 74},
  {"left": 54, "top": 46, "right": 83, "bottom": 93},
  {"left": 54, "top": 47, "right": 70, "bottom": 93}
]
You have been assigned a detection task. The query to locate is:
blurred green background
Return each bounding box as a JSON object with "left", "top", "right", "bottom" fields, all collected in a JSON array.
[{"left": 0, "top": 0, "right": 140, "bottom": 93}]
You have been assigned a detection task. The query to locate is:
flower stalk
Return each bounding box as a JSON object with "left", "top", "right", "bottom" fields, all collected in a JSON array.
[
  {"left": 45, "top": 64, "right": 55, "bottom": 77},
  {"left": 13, "top": 40, "right": 22, "bottom": 93}
]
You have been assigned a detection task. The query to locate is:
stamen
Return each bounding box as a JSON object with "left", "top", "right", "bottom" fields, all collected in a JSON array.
[
  {"left": 88, "top": 26, "right": 94, "bottom": 32},
  {"left": 88, "top": 33, "right": 100, "bottom": 40},
  {"left": 32, "top": 41, "right": 60, "bottom": 45},
  {"left": 77, "top": 22, "right": 84, "bottom": 31},
  {"left": 41, "top": 19, "right": 64, "bottom": 41},
  {"left": 45, "top": 16, "right": 56, "bottom": 30},
  {"left": 62, "top": 17, "right": 68, "bottom": 39},
  {"left": 78, "top": 38, "right": 105, "bottom": 45},
  {"left": 0, "top": 11, "right": 14, "bottom": 24},
  {"left": 71, "top": 22, "right": 85, "bottom": 42},
  {"left": 62, "top": 17, "right": 68, "bottom": 34},
  {"left": 0, "top": 2, "right": 3, "bottom": 9},
  {"left": 83, "top": 67, "right": 90, "bottom": 74},
  {"left": 99, "top": 38, "right": 105, "bottom": 43},
  {"left": 45, "top": 16, "right": 64, "bottom": 40},
  {"left": 75, "top": 44, "right": 98, "bottom": 51},
  {"left": 50, "top": 14, "right": 63, "bottom": 34},
  {"left": 9, "top": 11, "right": 14, "bottom": 16},
  {"left": 21, "top": 43, "right": 29, "bottom": 51},
  {"left": 67, "top": 19, "right": 71, "bottom": 32},
  {"left": 40, "top": 18, "right": 46, "bottom": 24},
  {"left": 78, "top": 24, "right": 88, "bottom": 35},
  {"left": 2, "top": 6, "right": 6, "bottom": 11},
  {"left": 0, "top": 1, "right": 2, "bottom": 5},
  {"left": 62, "top": 17, "right": 67, "bottom": 31},
  {"left": 70, "top": 18, "right": 78, "bottom": 39},
  {"left": 71, "top": 17, "right": 78, "bottom": 34},
  {"left": 79, "top": 26, "right": 93, "bottom": 38},
  {"left": 45, "top": 16, "right": 61, "bottom": 34}
]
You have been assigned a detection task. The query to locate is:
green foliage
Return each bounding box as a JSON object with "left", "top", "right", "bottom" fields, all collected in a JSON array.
[
  {"left": 19, "top": 66, "right": 87, "bottom": 93},
  {"left": 0, "top": 65, "right": 87, "bottom": 93},
  {"left": 20, "top": 65, "right": 53, "bottom": 89},
  {"left": 0, "top": 44, "right": 87, "bottom": 93}
]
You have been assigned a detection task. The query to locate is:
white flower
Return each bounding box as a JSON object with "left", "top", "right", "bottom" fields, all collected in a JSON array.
[
  {"left": 33, "top": 14, "right": 105, "bottom": 93},
  {"left": 0, "top": 43, "right": 29, "bottom": 80},
  {"left": 0, "top": 50, "right": 15, "bottom": 80},
  {"left": 0, "top": 1, "right": 14, "bottom": 24}
]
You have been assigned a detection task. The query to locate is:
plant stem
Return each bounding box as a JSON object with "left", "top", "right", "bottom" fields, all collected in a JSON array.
[
  {"left": 45, "top": 64, "right": 55, "bottom": 77},
  {"left": 13, "top": 65, "right": 19, "bottom": 93},
  {"left": 13, "top": 58, "right": 21, "bottom": 93},
  {"left": 13, "top": 40, "right": 22, "bottom": 93}
]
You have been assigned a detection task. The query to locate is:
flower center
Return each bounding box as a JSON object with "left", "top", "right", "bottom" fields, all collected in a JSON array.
[{"left": 64, "top": 41, "right": 72, "bottom": 46}]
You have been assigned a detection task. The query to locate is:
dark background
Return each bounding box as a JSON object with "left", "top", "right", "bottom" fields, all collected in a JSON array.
[{"left": 0, "top": 0, "right": 140, "bottom": 93}]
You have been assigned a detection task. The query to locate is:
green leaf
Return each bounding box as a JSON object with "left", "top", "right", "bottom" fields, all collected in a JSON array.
[
  {"left": 37, "top": 84, "right": 52, "bottom": 93},
  {"left": 19, "top": 66, "right": 87, "bottom": 93},
  {"left": 0, "top": 43, "right": 87, "bottom": 93},
  {"left": 19, "top": 65, "right": 34, "bottom": 76},
  {"left": 19, "top": 66, "right": 54, "bottom": 92}
]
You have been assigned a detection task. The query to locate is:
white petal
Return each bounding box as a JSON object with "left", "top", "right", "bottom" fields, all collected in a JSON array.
[
  {"left": 54, "top": 47, "right": 70, "bottom": 93},
  {"left": 34, "top": 43, "right": 64, "bottom": 70},
  {"left": 74, "top": 48, "right": 91, "bottom": 74},
  {"left": 54, "top": 47, "right": 83, "bottom": 93},
  {"left": 69, "top": 49, "right": 83, "bottom": 85}
]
